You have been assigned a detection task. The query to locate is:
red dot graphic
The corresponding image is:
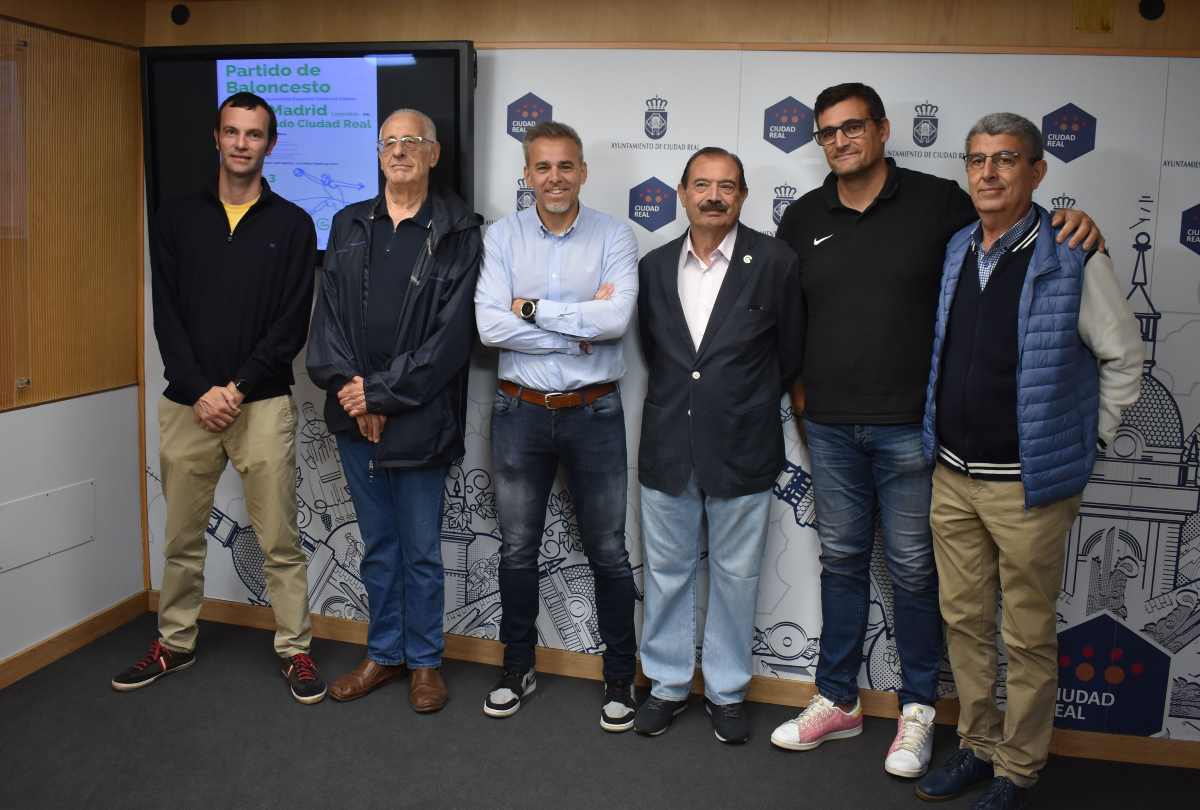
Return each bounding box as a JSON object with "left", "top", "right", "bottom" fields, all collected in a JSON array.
[
  {"left": 1059, "top": 655, "right": 1072, "bottom": 668},
  {"left": 1082, "top": 645, "right": 1095, "bottom": 659},
  {"left": 1075, "top": 662, "right": 1096, "bottom": 682},
  {"left": 1131, "top": 662, "right": 1145, "bottom": 676},
  {"left": 1110, "top": 647, "right": 1124, "bottom": 662},
  {"left": 1105, "top": 666, "right": 1126, "bottom": 686}
]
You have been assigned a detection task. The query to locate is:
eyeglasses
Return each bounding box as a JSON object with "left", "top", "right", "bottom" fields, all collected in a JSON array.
[
  {"left": 376, "top": 135, "right": 437, "bottom": 153},
  {"left": 814, "top": 117, "right": 880, "bottom": 146},
  {"left": 963, "top": 151, "right": 1027, "bottom": 172}
]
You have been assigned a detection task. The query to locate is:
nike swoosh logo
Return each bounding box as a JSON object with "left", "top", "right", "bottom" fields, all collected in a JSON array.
[{"left": 813, "top": 234, "right": 834, "bottom": 246}]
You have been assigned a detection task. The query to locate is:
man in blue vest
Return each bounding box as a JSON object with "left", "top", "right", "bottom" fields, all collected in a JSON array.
[{"left": 916, "top": 112, "right": 1142, "bottom": 810}]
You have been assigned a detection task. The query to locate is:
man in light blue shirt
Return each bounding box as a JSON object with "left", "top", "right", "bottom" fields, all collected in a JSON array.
[{"left": 475, "top": 121, "right": 639, "bottom": 731}]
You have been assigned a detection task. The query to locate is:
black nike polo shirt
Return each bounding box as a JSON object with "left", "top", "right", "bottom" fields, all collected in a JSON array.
[{"left": 777, "top": 158, "right": 977, "bottom": 425}]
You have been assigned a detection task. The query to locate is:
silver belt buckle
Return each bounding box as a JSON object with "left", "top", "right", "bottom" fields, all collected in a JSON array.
[{"left": 543, "top": 391, "right": 570, "bottom": 409}]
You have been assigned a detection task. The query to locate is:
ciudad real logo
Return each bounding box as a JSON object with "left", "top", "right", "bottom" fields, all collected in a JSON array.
[
  {"left": 1042, "top": 103, "right": 1097, "bottom": 163},
  {"left": 1181, "top": 203, "right": 1200, "bottom": 257},
  {"left": 628, "top": 177, "right": 677, "bottom": 232},
  {"left": 507, "top": 92, "right": 552, "bottom": 142},
  {"left": 772, "top": 183, "right": 797, "bottom": 227},
  {"left": 763, "top": 97, "right": 814, "bottom": 154},
  {"left": 644, "top": 95, "right": 669, "bottom": 140},
  {"left": 912, "top": 101, "right": 938, "bottom": 148}
]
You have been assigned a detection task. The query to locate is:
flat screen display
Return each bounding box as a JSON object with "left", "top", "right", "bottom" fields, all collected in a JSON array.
[{"left": 143, "top": 42, "right": 475, "bottom": 252}]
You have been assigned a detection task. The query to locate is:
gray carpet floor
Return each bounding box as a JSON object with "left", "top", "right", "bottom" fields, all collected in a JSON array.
[{"left": 0, "top": 613, "right": 1193, "bottom": 809}]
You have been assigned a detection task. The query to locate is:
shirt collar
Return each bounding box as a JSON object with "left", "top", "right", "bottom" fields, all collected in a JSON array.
[
  {"left": 372, "top": 192, "right": 433, "bottom": 229},
  {"left": 685, "top": 224, "right": 738, "bottom": 268},
  {"left": 970, "top": 204, "right": 1038, "bottom": 255},
  {"left": 535, "top": 203, "right": 585, "bottom": 238},
  {"left": 822, "top": 157, "right": 899, "bottom": 210}
]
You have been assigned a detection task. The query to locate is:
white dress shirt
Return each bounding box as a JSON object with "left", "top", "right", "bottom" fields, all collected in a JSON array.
[{"left": 677, "top": 225, "right": 737, "bottom": 351}]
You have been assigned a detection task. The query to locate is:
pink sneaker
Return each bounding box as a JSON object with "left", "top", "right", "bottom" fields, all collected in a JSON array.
[
  {"left": 770, "top": 694, "right": 863, "bottom": 751},
  {"left": 884, "top": 702, "right": 936, "bottom": 777}
]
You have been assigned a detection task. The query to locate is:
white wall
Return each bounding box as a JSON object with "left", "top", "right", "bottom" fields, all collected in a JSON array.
[{"left": 0, "top": 387, "right": 144, "bottom": 661}]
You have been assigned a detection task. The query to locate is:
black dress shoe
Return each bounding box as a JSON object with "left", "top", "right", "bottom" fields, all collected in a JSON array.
[
  {"left": 634, "top": 695, "right": 688, "bottom": 736},
  {"left": 916, "top": 748, "right": 994, "bottom": 801},
  {"left": 705, "top": 698, "right": 749, "bottom": 745},
  {"left": 971, "top": 777, "right": 1029, "bottom": 810}
]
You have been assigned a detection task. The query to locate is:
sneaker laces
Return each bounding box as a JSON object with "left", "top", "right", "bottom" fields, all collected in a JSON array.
[
  {"left": 793, "top": 694, "right": 838, "bottom": 729},
  {"left": 289, "top": 653, "right": 318, "bottom": 683},
  {"left": 896, "top": 709, "right": 933, "bottom": 755},
  {"left": 604, "top": 680, "right": 632, "bottom": 705},
  {"left": 133, "top": 640, "right": 170, "bottom": 672},
  {"left": 980, "top": 777, "right": 1019, "bottom": 801}
]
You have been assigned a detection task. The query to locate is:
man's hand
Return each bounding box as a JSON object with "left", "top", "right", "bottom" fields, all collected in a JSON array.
[
  {"left": 1052, "top": 208, "right": 1105, "bottom": 252},
  {"left": 337, "top": 375, "right": 368, "bottom": 418},
  {"left": 511, "top": 298, "right": 529, "bottom": 317},
  {"left": 789, "top": 381, "right": 807, "bottom": 445},
  {"left": 224, "top": 382, "right": 246, "bottom": 409},
  {"left": 193, "top": 385, "right": 241, "bottom": 432},
  {"left": 356, "top": 413, "right": 386, "bottom": 444},
  {"left": 594, "top": 282, "right": 614, "bottom": 301}
]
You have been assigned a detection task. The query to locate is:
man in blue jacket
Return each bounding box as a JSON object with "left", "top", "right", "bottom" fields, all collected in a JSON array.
[
  {"left": 307, "top": 108, "right": 483, "bottom": 713},
  {"left": 916, "top": 113, "right": 1142, "bottom": 810}
]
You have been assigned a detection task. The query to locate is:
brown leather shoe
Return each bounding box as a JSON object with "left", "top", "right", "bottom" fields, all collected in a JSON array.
[
  {"left": 329, "top": 658, "right": 405, "bottom": 702},
  {"left": 409, "top": 667, "right": 448, "bottom": 713}
]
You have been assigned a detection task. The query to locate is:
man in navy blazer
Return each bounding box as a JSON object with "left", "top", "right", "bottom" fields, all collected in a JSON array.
[{"left": 633, "top": 147, "right": 805, "bottom": 744}]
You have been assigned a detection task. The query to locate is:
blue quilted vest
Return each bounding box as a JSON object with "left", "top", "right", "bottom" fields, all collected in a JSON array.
[{"left": 922, "top": 204, "right": 1099, "bottom": 508}]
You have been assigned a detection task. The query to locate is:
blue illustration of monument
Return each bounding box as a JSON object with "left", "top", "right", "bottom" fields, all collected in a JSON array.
[{"left": 1063, "top": 230, "right": 1200, "bottom": 649}]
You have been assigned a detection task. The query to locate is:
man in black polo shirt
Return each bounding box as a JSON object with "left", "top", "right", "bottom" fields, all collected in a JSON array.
[
  {"left": 113, "top": 92, "right": 324, "bottom": 703},
  {"left": 307, "top": 108, "right": 482, "bottom": 713},
  {"left": 771, "top": 83, "right": 1101, "bottom": 778}
]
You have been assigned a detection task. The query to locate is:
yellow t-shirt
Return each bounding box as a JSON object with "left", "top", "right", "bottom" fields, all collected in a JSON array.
[{"left": 223, "top": 196, "right": 259, "bottom": 233}]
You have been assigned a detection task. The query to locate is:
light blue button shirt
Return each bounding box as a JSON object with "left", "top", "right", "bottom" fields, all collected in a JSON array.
[{"left": 475, "top": 204, "right": 639, "bottom": 391}]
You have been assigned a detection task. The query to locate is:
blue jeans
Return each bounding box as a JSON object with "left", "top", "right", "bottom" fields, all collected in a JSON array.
[
  {"left": 639, "top": 475, "right": 771, "bottom": 705},
  {"left": 490, "top": 388, "right": 636, "bottom": 683},
  {"left": 336, "top": 433, "right": 447, "bottom": 668},
  {"left": 806, "top": 419, "right": 942, "bottom": 708}
]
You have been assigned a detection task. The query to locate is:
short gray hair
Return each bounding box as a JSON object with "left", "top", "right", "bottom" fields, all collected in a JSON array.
[
  {"left": 522, "top": 121, "right": 584, "bottom": 165},
  {"left": 965, "top": 112, "right": 1043, "bottom": 163},
  {"left": 379, "top": 108, "right": 437, "bottom": 142}
]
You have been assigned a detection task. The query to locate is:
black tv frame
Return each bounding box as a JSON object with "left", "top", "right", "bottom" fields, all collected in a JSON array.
[{"left": 140, "top": 40, "right": 476, "bottom": 257}]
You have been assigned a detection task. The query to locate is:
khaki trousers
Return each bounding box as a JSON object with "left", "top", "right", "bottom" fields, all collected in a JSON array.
[
  {"left": 930, "top": 463, "right": 1081, "bottom": 787},
  {"left": 157, "top": 395, "right": 312, "bottom": 658}
]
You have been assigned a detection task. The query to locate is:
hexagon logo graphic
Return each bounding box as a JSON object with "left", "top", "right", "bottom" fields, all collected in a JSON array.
[
  {"left": 628, "top": 177, "right": 676, "bottom": 232},
  {"left": 763, "top": 97, "right": 814, "bottom": 154},
  {"left": 1055, "top": 613, "right": 1170, "bottom": 736},
  {"left": 507, "top": 92, "right": 552, "bottom": 142},
  {"left": 1042, "top": 103, "right": 1097, "bottom": 163},
  {"left": 1181, "top": 203, "right": 1200, "bottom": 257},
  {"left": 515, "top": 178, "right": 535, "bottom": 212}
]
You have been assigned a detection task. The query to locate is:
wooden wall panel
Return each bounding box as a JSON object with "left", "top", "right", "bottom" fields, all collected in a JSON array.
[
  {"left": 0, "top": 26, "right": 30, "bottom": 411},
  {"left": 0, "top": 22, "right": 140, "bottom": 411},
  {"left": 142, "top": 0, "right": 1200, "bottom": 54},
  {"left": 0, "top": 0, "right": 144, "bottom": 47}
]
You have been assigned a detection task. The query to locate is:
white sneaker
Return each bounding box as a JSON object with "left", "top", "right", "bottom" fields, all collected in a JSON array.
[
  {"left": 770, "top": 693, "right": 863, "bottom": 751},
  {"left": 884, "top": 702, "right": 936, "bottom": 778}
]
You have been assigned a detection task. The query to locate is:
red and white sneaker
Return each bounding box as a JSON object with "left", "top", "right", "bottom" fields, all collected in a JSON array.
[
  {"left": 884, "top": 702, "right": 936, "bottom": 778},
  {"left": 770, "top": 694, "right": 863, "bottom": 751}
]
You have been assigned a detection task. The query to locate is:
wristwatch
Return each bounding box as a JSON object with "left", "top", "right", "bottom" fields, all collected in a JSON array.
[
  {"left": 233, "top": 379, "right": 248, "bottom": 394},
  {"left": 519, "top": 299, "right": 539, "bottom": 322}
]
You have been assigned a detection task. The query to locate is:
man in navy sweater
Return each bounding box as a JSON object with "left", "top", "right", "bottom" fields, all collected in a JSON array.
[
  {"left": 112, "top": 93, "right": 324, "bottom": 704},
  {"left": 916, "top": 113, "right": 1142, "bottom": 810}
]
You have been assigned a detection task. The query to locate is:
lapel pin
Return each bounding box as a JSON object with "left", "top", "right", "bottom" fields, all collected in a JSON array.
[{"left": 742, "top": 254, "right": 752, "bottom": 264}]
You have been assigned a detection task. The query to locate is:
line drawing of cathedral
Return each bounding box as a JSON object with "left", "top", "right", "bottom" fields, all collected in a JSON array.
[{"left": 1061, "top": 230, "right": 1200, "bottom": 662}]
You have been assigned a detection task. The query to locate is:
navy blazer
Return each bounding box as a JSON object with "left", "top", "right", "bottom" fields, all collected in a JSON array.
[{"left": 637, "top": 224, "right": 804, "bottom": 497}]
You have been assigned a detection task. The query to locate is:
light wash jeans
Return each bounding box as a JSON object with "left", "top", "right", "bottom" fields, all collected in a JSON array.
[{"left": 639, "top": 474, "right": 771, "bottom": 705}]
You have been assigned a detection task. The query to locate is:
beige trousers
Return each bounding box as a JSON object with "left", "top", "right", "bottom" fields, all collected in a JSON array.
[
  {"left": 157, "top": 394, "right": 312, "bottom": 658},
  {"left": 930, "top": 463, "right": 1081, "bottom": 787}
]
